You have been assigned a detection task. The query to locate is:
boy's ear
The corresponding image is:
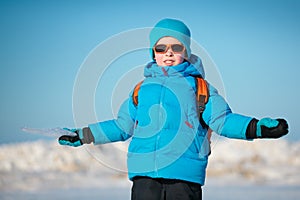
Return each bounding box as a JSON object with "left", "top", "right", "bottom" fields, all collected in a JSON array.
[
  {"left": 184, "top": 50, "right": 188, "bottom": 60},
  {"left": 152, "top": 49, "right": 156, "bottom": 61}
]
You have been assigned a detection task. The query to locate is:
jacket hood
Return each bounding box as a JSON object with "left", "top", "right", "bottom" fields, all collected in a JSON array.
[{"left": 144, "top": 54, "right": 205, "bottom": 78}]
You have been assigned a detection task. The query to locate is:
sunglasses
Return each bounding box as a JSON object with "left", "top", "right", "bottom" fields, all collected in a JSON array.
[{"left": 153, "top": 44, "right": 185, "bottom": 54}]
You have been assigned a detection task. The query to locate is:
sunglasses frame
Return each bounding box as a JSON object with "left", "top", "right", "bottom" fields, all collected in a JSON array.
[{"left": 153, "top": 44, "right": 186, "bottom": 54}]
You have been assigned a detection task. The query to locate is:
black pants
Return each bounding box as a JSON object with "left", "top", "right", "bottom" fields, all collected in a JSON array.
[{"left": 131, "top": 177, "right": 202, "bottom": 200}]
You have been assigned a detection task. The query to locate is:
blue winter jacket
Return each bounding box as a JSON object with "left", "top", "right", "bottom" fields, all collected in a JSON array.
[{"left": 88, "top": 55, "right": 252, "bottom": 185}]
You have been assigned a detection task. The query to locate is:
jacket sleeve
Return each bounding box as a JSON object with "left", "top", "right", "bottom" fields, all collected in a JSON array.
[
  {"left": 202, "top": 83, "right": 253, "bottom": 139},
  {"left": 88, "top": 95, "right": 137, "bottom": 145}
]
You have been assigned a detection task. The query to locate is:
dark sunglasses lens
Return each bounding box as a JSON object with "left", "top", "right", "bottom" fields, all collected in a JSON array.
[
  {"left": 155, "top": 44, "right": 167, "bottom": 52},
  {"left": 172, "top": 44, "right": 184, "bottom": 52}
]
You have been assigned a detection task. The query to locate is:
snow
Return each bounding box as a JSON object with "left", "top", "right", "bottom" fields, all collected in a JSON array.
[
  {"left": 0, "top": 138, "right": 299, "bottom": 199},
  {"left": 207, "top": 139, "right": 300, "bottom": 185}
]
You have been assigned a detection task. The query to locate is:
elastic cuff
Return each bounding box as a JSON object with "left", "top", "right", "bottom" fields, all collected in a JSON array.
[
  {"left": 81, "top": 127, "right": 95, "bottom": 144},
  {"left": 246, "top": 118, "right": 258, "bottom": 139}
]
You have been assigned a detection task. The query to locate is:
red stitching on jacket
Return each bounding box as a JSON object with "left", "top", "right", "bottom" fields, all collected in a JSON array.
[
  {"left": 161, "top": 67, "right": 168, "bottom": 76},
  {"left": 185, "top": 121, "right": 193, "bottom": 128}
]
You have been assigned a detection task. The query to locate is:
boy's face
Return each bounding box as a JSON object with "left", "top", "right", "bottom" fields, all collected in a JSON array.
[{"left": 153, "top": 37, "right": 186, "bottom": 67}]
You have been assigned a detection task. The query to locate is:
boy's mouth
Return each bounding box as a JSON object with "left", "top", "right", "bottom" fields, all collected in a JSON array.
[{"left": 164, "top": 59, "right": 175, "bottom": 66}]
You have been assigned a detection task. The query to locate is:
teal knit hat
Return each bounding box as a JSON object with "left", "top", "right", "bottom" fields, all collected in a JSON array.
[{"left": 150, "top": 18, "right": 191, "bottom": 60}]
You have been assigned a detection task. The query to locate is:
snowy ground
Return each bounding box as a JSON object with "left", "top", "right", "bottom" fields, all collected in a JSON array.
[
  {"left": 1, "top": 139, "right": 299, "bottom": 199},
  {"left": 1, "top": 178, "right": 300, "bottom": 200}
]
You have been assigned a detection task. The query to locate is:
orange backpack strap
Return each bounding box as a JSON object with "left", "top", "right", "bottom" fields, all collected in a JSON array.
[
  {"left": 132, "top": 80, "right": 144, "bottom": 106},
  {"left": 194, "top": 76, "right": 209, "bottom": 129},
  {"left": 195, "top": 77, "right": 209, "bottom": 113}
]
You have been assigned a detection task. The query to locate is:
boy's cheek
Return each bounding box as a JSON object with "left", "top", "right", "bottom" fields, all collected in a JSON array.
[
  {"left": 154, "top": 54, "right": 164, "bottom": 66},
  {"left": 176, "top": 55, "right": 185, "bottom": 64}
]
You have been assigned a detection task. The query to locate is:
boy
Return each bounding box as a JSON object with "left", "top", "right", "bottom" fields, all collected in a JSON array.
[{"left": 59, "top": 18, "right": 288, "bottom": 200}]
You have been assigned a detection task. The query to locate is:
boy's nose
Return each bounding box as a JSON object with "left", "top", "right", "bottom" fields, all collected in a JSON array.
[{"left": 165, "top": 48, "right": 174, "bottom": 56}]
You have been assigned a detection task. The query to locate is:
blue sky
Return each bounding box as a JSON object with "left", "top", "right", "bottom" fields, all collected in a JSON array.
[{"left": 0, "top": 0, "right": 299, "bottom": 143}]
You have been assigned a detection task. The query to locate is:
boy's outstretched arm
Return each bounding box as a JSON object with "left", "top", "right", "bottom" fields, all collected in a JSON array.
[
  {"left": 203, "top": 84, "right": 289, "bottom": 139},
  {"left": 58, "top": 98, "right": 136, "bottom": 147}
]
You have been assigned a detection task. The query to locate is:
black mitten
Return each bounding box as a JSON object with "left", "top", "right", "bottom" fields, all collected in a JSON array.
[{"left": 246, "top": 118, "right": 289, "bottom": 139}]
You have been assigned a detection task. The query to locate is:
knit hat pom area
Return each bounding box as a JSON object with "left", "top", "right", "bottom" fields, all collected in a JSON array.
[{"left": 150, "top": 18, "right": 191, "bottom": 59}]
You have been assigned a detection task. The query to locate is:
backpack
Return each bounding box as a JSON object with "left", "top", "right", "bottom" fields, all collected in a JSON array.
[{"left": 132, "top": 76, "right": 209, "bottom": 129}]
